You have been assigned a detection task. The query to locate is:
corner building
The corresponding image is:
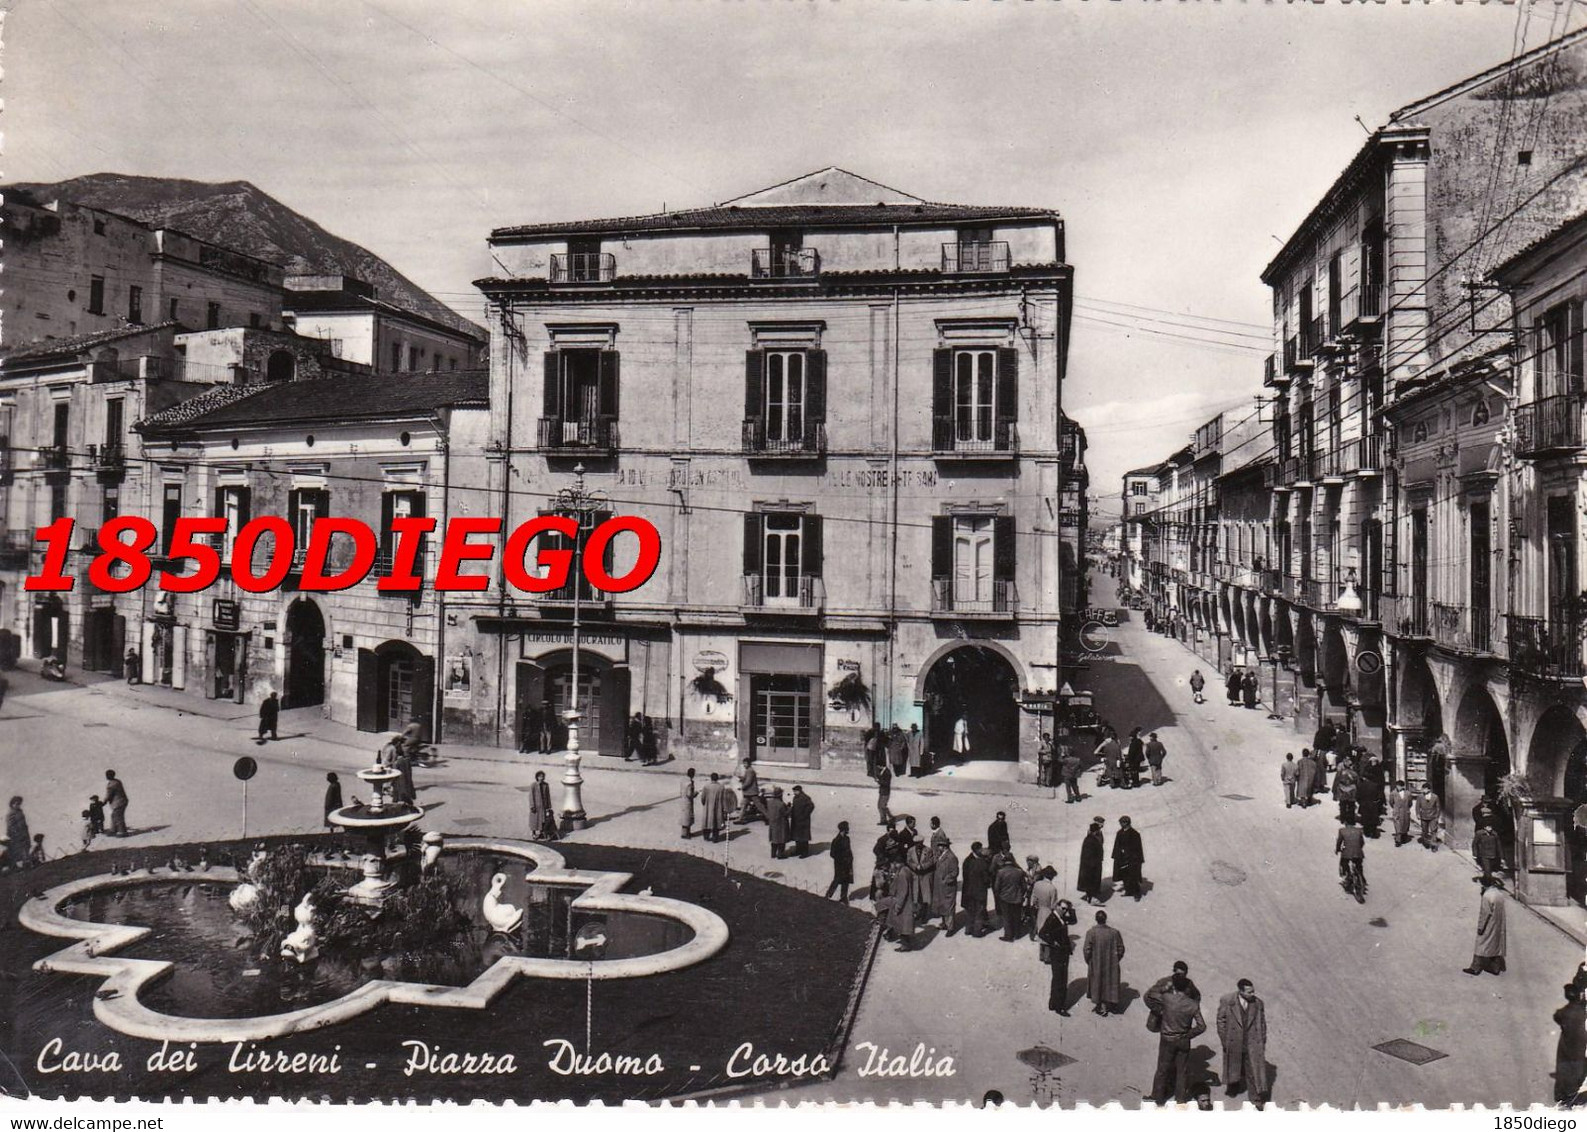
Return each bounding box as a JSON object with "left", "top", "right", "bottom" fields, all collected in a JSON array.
[{"left": 469, "top": 169, "right": 1073, "bottom": 778}]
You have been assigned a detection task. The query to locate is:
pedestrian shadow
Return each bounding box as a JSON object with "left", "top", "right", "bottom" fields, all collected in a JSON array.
[
  {"left": 582, "top": 794, "right": 675, "bottom": 829},
  {"left": 1188, "top": 1044, "right": 1220, "bottom": 1090},
  {"left": 115, "top": 825, "right": 171, "bottom": 838},
  {"left": 805, "top": 840, "right": 831, "bottom": 856},
  {"left": 1114, "top": 983, "right": 1141, "bottom": 1014},
  {"left": 418, "top": 802, "right": 446, "bottom": 814}
]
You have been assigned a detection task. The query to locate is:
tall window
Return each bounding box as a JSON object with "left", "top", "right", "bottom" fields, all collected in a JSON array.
[
  {"left": 88, "top": 276, "right": 105, "bottom": 315},
  {"left": 1135, "top": 502, "right": 1146, "bottom": 516},
  {"left": 1131, "top": 482, "right": 1147, "bottom": 497},
  {"left": 206, "top": 302, "right": 221, "bottom": 330},
  {"left": 381, "top": 490, "right": 425, "bottom": 570},
  {"left": 1536, "top": 302, "right": 1583, "bottom": 400},
  {"left": 105, "top": 399, "right": 123, "bottom": 450},
  {"left": 102, "top": 486, "right": 120, "bottom": 524},
  {"left": 128, "top": 286, "right": 143, "bottom": 325},
  {"left": 743, "top": 511, "right": 821, "bottom": 606},
  {"left": 217, "top": 486, "right": 250, "bottom": 563},
  {"left": 162, "top": 485, "right": 183, "bottom": 557},
  {"left": 53, "top": 402, "right": 70, "bottom": 451},
  {"left": 1548, "top": 495, "right": 1576, "bottom": 628},
  {"left": 765, "top": 351, "right": 806, "bottom": 443},
  {"left": 763, "top": 513, "right": 803, "bottom": 603},
  {"left": 288, "top": 488, "right": 330, "bottom": 562},
  {"left": 955, "top": 349, "right": 996, "bottom": 443},
  {"left": 953, "top": 516, "right": 996, "bottom": 605},
  {"left": 392, "top": 342, "right": 404, "bottom": 372}
]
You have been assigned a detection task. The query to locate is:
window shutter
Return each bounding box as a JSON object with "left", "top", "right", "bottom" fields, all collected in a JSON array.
[
  {"left": 931, "top": 515, "right": 951, "bottom": 579},
  {"left": 213, "top": 487, "right": 224, "bottom": 518},
  {"left": 745, "top": 349, "right": 765, "bottom": 418},
  {"left": 543, "top": 352, "right": 560, "bottom": 418},
  {"left": 314, "top": 489, "right": 331, "bottom": 521},
  {"left": 380, "top": 492, "right": 396, "bottom": 556},
  {"left": 805, "top": 349, "right": 827, "bottom": 424},
  {"left": 743, "top": 513, "right": 763, "bottom": 576},
  {"left": 287, "top": 489, "right": 301, "bottom": 529},
  {"left": 994, "top": 515, "right": 1016, "bottom": 581},
  {"left": 599, "top": 351, "right": 620, "bottom": 418},
  {"left": 932, "top": 349, "right": 953, "bottom": 422},
  {"left": 236, "top": 487, "right": 251, "bottom": 530},
  {"left": 596, "top": 509, "right": 615, "bottom": 576},
  {"left": 802, "top": 514, "right": 823, "bottom": 578},
  {"left": 996, "top": 346, "right": 1019, "bottom": 422},
  {"left": 1573, "top": 302, "right": 1585, "bottom": 392}
]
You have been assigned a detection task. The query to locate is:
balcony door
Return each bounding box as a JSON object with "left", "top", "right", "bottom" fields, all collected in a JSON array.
[
  {"left": 1470, "top": 500, "right": 1491, "bottom": 649},
  {"left": 558, "top": 350, "right": 602, "bottom": 441},
  {"left": 763, "top": 512, "right": 804, "bottom": 606},
  {"left": 765, "top": 351, "right": 806, "bottom": 444},
  {"left": 1548, "top": 495, "right": 1576, "bottom": 629},
  {"left": 1411, "top": 507, "right": 1429, "bottom": 616},
  {"left": 955, "top": 350, "right": 996, "bottom": 444},
  {"left": 953, "top": 516, "right": 996, "bottom": 606}
]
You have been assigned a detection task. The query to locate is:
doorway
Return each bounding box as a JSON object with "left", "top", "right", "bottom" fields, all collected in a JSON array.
[
  {"left": 284, "top": 598, "right": 325, "bottom": 708},
  {"left": 921, "top": 645, "right": 1021, "bottom": 764}
]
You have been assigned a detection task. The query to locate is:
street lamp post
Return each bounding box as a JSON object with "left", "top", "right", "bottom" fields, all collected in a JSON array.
[{"left": 554, "top": 463, "right": 607, "bottom": 832}]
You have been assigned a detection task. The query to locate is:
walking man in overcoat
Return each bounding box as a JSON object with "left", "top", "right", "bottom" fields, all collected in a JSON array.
[
  {"left": 1112, "top": 815, "right": 1145, "bottom": 900},
  {"left": 1225, "top": 666, "right": 1242, "bottom": 706},
  {"left": 1463, "top": 876, "right": 1508, "bottom": 976},
  {"left": 1417, "top": 784, "right": 1443, "bottom": 850},
  {"left": 679, "top": 767, "right": 697, "bottom": 839},
  {"left": 1390, "top": 780, "right": 1414, "bottom": 846},
  {"left": 1083, "top": 910, "right": 1125, "bottom": 1016},
  {"left": 988, "top": 811, "right": 1012, "bottom": 856},
  {"left": 257, "top": 691, "right": 280, "bottom": 742},
  {"left": 700, "top": 773, "right": 729, "bottom": 843},
  {"left": 1041, "top": 897, "right": 1077, "bottom": 1017},
  {"left": 1280, "top": 754, "right": 1299, "bottom": 808},
  {"left": 994, "top": 853, "right": 1028, "bottom": 941},
  {"left": 1472, "top": 822, "right": 1503, "bottom": 882},
  {"left": 1145, "top": 732, "right": 1168, "bottom": 787},
  {"left": 931, "top": 837, "right": 959, "bottom": 933},
  {"left": 765, "top": 787, "right": 790, "bottom": 859},
  {"left": 1217, "top": 978, "right": 1270, "bottom": 1107},
  {"left": 1061, "top": 746, "right": 1084, "bottom": 803}
]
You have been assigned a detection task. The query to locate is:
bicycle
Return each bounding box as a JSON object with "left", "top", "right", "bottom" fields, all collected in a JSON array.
[{"left": 1342, "top": 857, "right": 1367, "bottom": 904}]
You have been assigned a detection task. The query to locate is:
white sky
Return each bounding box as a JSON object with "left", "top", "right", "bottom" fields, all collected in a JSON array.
[{"left": 5, "top": 0, "right": 1575, "bottom": 511}]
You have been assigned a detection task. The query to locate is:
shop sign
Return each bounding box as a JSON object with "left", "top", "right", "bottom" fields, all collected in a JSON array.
[
  {"left": 836, "top": 659, "right": 861, "bottom": 673},
  {"left": 213, "top": 598, "right": 241, "bottom": 632},
  {"left": 693, "top": 649, "right": 729, "bottom": 674}
]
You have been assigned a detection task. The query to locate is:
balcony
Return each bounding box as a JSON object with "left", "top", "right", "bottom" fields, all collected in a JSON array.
[
  {"left": 89, "top": 443, "right": 126, "bottom": 482},
  {"left": 372, "top": 547, "right": 428, "bottom": 579},
  {"left": 1508, "top": 614, "right": 1583, "bottom": 679},
  {"left": 742, "top": 418, "right": 827, "bottom": 458},
  {"left": 1336, "top": 434, "right": 1383, "bottom": 476},
  {"left": 0, "top": 529, "right": 32, "bottom": 570},
  {"left": 1514, "top": 392, "right": 1583, "bottom": 458},
  {"left": 1343, "top": 283, "right": 1384, "bottom": 333},
  {"left": 1264, "top": 352, "right": 1289, "bottom": 389},
  {"left": 931, "top": 417, "right": 1018, "bottom": 458},
  {"left": 537, "top": 415, "right": 620, "bottom": 453},
  {"left": 1260, "top": 568, "right": 1283, "bottom": 594},
  {"left": 742, "top": 573, "right": 824, "bottom": 613},
  {"left": 1431, "top": 601, "right": 1497, "bottom": 655},
  {"left": 39, "top": 444, "right": 71, "bottom": 475},
  {"left": 1309, "top": 315, "right": 1328, "bottom": 357},
  {"left": 537, "top": 577, "right": 609, "bottom": 607},
  {"left": 751, "top": 248, "right": 820, "bottom": 279},
  {"left": 1293, "top": 576, "right": 1326, "bottom": 609},
  {"left": 941, "top": 241, "right": 1010, "bottom": 274},
  {"left": 549, "top": 252, "right": 616, "bottom": 284},
  {"left": 931, "top": 578, "right": 1018, "bottom": 618},
  {"left": 1316, "top": 447, "right": 1346, "bottom": 483},
  {"left": 1381, "top": 594, "right": 1432, "bottom": 640}
]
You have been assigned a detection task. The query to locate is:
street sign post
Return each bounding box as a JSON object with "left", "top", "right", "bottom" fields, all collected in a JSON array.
[{"left": 233, "top": 756, "right": 258, "bottom": 838}]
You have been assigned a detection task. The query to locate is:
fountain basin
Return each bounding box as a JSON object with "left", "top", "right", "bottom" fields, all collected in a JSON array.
[{"left": 21, "top": 838, "right": 730, "bottom": 1044}]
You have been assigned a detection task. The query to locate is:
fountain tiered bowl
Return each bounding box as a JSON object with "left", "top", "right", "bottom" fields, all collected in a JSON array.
[{"left": 326, "top": 764, "right": 422, "bottom": 905}]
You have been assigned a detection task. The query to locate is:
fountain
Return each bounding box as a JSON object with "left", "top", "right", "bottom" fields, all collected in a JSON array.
[{"left": 325, "top": 764, "right": 423, "bottom": 906}]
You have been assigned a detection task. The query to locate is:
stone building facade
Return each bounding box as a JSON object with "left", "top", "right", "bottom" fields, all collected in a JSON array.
[{"left": 461, "top": 168, "right": 1076, "bottom": 780}]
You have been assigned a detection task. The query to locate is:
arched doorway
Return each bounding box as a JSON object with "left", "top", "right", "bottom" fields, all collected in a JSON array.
[
  {"left": 1398, "top": 651, "right": 1442, "bottom": 792},
  {"left": 266, "top": 350, "right": 296, "bottom": 383},
  {"left": 921, "top": 645, "right": 1020, "bottom": 764},
  {"left": 32, "top": 595, "right": 68, "bottom": 660},
  {"left": 526, "top": 652, "right": 629, "bottom": 759},
  {"left": 356, "top": 640, "right": 434, "bottom": 736},
  {"left": 1450, "top": 684, "right": 1512, "bottom": 853},
  {"left": 1258, "top": 599, "right": 1275, "bottom": 657},
  {"left": 1273, "top": 603, "right": 1294, "bottom": 664},
  {"left": 1532, "top": 706, "right": 1587, "bottom": 904},
  {"left": 283, "top": 598, "right": 326, "bottom": 708}
]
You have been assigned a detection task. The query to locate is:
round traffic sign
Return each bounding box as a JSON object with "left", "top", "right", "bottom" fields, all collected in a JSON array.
[
  {"left": 1356, "top": 650, "right": 1383, "bottom": 676},
  {"left": 233, "top": 756, "right": 258, "bottom": 781}
]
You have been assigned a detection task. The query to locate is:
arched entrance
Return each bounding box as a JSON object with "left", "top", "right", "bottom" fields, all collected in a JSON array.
[
  {"left": 1532, "top": 706, "right": 1587, "bottom": 904},
  {"left": 1398, "top": 651, "right": 1442, "bottom": 792},
  {"left": 1273, "top": 602, "right": 1294, "bottom": 664},
  {"left": 356, "top": 640, "right": 434, "bottom": 736},
  {"left": 1321, "top": 624, "right": 1348, "bottom": 693},
  {"left": 266, "top": 350, "right": 296, "bottom": 383},
  {"left": 921, "top": 645, "right": 1020, "bottom": 764},
  {"left": 1294, "top": 614, "right": 1317, "bottom": 683},
  {"left": 1258, "top": 599, "right": 1275, "bottom": 657},
  {"left": 283, "top": 598, "right": 326, "bottom": 708},
  {"left": 1449, "top": 684, "right": 1512, "bottom": 853}
]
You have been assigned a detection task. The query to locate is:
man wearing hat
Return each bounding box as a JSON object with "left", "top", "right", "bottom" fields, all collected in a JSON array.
[{"left": 1111, "top": 815, "right": 1146, "bottom": 901}]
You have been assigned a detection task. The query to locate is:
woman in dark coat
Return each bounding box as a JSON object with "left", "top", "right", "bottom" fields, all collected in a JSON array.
[
  {"left": 640, "top": 717, "right": 659, "bottom": 765},
  {"left": 323, "top": 773, "right": 342, "bottom": 828},
  {"left": 1225, "top": 667, "right": 1243, "bottom": 705},
  {"left": 1078, "top": 820, "right": 1106, "bottom": 902},
  {"left": 1242, "top": 670, "right": 1259, "bottom": 710},
  {"left": 530, "top": 770, "right": 559, "bottom": 841}
]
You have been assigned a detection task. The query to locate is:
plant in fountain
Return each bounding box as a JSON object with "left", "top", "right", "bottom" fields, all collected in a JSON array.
[{"left": 230, "top": 843, "right": 474, "bottom": 979}]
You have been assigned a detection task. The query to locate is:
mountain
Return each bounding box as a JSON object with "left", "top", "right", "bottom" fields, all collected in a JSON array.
[{"left": 5, "top": 173, "right": 484, "bottom": 339}]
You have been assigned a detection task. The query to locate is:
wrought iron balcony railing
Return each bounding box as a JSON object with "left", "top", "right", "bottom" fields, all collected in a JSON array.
[
  {"left": 1508, "top": 614, "right": 1583, "bottom": 678},
  {"left": 742, "top": 573, "right": 823, "bottom": 611},
  {"left": 931, "top": 416, "right": 1018, "bottom": 455},
  {"left": 549, "top": 252, "right": 616, "bottom": 283},
  {"left": 930, "top": 578, "right": 1018, "bottom": 616},
  {"left": 751, "top": 248, "right": 820, "bottom": 279},
  {"left": 40, "top": 444, "right": 70, "bottom": 471},
  {"left": 538, "top": 415, "right": 620, "bottom": 452},
  {"left": 942, "top": 241, "right": 1010, "bottom": 274},
  {"left": 742, "top": 418, "right": 827, "bottom": 456},
  {"left": 1515, "top": 392, "right": 1584, "bottom": 458},
  {"left": 1430, "top": 601, "right": 1498, "bottom": 655},
  {"left": 1381, "top": 594, "right": 1432, "bottom": 639}
]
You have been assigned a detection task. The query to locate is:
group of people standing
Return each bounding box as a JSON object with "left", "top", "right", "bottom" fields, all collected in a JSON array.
[
  {"left": 864, "top": 723, "right": 928, "bottom": 780},
  {"left": 1089, "top": 727, "right": 1169, "bottom": 791}
]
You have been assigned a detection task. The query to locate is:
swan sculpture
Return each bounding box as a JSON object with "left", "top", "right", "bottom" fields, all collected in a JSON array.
[
  {"left": 279, "top": 893, "right": 320, "bottom": 964},
  {"left": 482, "top": 872, "right": 523, "bottom": 933}
]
